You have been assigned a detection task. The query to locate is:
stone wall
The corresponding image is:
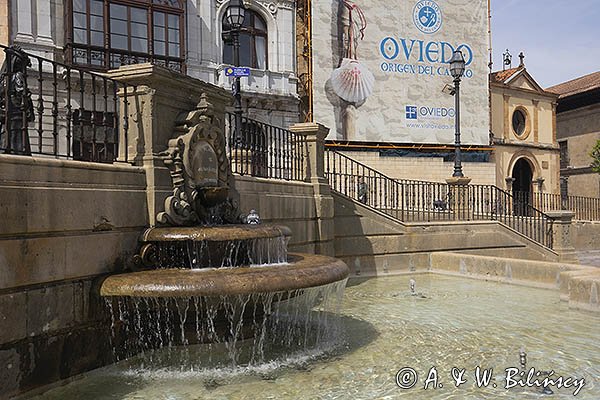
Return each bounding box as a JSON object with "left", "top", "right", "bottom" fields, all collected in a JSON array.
[
  {"left": 572, "top": 220, "right": 600, "bottom": 251},
  {"left": 235, "top": 175, "right": 320, "bottom": 253},
  {"left": 430, "top": 252, "right": 600, "bottom": 313},
  {"left": 0, "top": 154, "right": 148, "bottom": 398},
  {"left": 0, "top": 155, "right": 148, "bottom": 290},
  {"left": 556, "top": 103, "right": 600, "bottom": 198}
]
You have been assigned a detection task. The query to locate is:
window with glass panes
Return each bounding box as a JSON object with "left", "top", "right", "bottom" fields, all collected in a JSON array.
[
  {"left": 69, "top": 0, "right": 184, "bottom": 72},
  {"left": 222, "top": 10, "right": 267, "bottom": 69}
]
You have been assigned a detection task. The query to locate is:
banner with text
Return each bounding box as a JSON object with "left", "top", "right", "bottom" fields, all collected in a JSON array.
[{"left": 312, "top": 0, "right": 489, "bottom": 145}]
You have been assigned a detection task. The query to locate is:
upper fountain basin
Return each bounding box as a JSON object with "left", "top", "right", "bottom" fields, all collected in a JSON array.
[{"left": 142, "top": 224, "right": 292, "bottom": 242}]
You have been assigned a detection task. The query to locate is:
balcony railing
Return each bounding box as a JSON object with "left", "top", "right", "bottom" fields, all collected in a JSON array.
[
  {"left": 226, "top": 113, "right": 306, "bottom": 181},
  {"left": 0, "top": 44, "right": 130, "bottom": 163}
]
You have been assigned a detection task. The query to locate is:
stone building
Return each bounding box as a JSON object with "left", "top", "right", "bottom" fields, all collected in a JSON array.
[
  {"left": 547, "top": 71, "right": 600, "bottom": 198},
  {"left": 489, "top": 61, "right": 560, "bottom": 196},
  {"left": 3, "top": 0, "right": 299, "bottom": 127}
]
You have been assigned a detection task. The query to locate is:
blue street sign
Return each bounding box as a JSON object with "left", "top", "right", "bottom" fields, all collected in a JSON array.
[{"left": 225, "top": 67, "right": 251, "bottom": 77}]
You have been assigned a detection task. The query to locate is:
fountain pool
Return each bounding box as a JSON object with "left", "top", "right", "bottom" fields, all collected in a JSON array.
[{"left": 30, "top": 274, "right": 600, "bottom": 399}]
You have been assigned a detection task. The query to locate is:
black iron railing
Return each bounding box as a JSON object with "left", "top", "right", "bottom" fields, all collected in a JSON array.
[
  {"left": 226, "top": 112, "right": 306, "bottom": 181},
  {"left": 513, "top": 191, "right": 600, "bottom": 222},
  {"left": 0, "top": 44, "right": 130, "bottom": 163},
  {"left": 325, "top": 149, "right": 554, "bottom": 248}
]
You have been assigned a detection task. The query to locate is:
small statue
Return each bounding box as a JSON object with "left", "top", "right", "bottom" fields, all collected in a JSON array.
[
  {"left": 0, "top": 45, "right": 34, "bottom": 155},
  {"left": 246, "top": 209, "right": 261, "bottom": 225},
  {"left": 358, "top": 181, "right": 368, "bottom": 204}
]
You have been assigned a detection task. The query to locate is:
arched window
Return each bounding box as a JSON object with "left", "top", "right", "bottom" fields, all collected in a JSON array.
[
  {"left": 69, "top": 0, "right": 185, "bottom": 72},
  {"left": 222, "top": 9, "right": 267, "bottom": 69}
]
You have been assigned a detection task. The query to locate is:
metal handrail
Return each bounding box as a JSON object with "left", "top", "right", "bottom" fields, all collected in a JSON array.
[
  {"left": 325, "top": 149, "right": 554, "bottom": 248},
  {"left": 514, "top": 190, "right": 600, "bottom": 221},
  {"left": 225, "top": 112, "right": 306, "bottom": 181}
]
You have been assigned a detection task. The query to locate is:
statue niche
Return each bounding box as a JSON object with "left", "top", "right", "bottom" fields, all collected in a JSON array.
[{"left": 157, "top": 93, "right": 240, "bottom": 226}]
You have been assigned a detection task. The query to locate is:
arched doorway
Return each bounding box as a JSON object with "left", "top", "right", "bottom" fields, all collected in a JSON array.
[{"left": 512, "top": 158, "right": 533, "bottom": 216}]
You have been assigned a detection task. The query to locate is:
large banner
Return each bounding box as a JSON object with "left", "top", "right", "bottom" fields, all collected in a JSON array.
[{"left": 312, "top": 0, "right": 489, "bottom": 145}]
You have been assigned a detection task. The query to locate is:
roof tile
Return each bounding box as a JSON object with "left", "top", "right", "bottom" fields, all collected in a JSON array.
[
  {"left": 546, "top": 71, "right": 600, "bottom": 98},
  {"left": 490, "top": 67, "right": 522, "bottom": 83}
]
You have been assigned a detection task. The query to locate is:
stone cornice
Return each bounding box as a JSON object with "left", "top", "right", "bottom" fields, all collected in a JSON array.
[
  {"left": 493, "top": 138, "right": 559, "bottom": 151},
  {"left": 490, "top": 82, "right": 558, "bottom": 101}
]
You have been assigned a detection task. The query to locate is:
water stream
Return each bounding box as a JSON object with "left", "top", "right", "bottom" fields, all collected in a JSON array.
[
  {"left": 153, "top": 236, "right": 289, "bottom": 269},
  {"left": 105, "top": 280, "right": 347, "bottom": 369}
]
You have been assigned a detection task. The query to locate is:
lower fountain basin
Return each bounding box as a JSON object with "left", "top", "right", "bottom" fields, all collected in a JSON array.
[{"left": 100, "top": 253, "right": 348, "bottom": 298}]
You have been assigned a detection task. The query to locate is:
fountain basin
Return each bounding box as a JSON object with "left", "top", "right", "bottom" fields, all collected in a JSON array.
[
  {"left": 101, "top": 253, "right": 348, "bottom": 297},
  {"left": 137, "top": 224, "right": 294, "bottom": 269},
  {"left": 142, "top": 224, "right": 292, "bottom": 242}
]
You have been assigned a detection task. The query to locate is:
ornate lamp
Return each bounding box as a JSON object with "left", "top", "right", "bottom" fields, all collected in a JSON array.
[
  {"left": 449, "top": 50, "right": 466, "bottom": 177},
  {"left": 449, "top": 50, "right": 465, "bottom": 79},
  {"left": 225, "top": 0, "right": 246, "bottom": 30},
  {"left": 224, "top": 0, "right": 247, "bottom": 149}
]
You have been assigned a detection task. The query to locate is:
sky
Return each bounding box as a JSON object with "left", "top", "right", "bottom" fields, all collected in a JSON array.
[{"left": 491, "top": 0, "right": 600, "bottom": 88}]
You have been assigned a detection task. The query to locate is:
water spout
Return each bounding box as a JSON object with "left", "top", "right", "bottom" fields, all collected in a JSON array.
[{"left": 519, "top": 347, "right": 527, "bottom": 370}]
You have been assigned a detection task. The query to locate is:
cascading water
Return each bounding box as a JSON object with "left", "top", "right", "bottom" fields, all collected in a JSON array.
[
  {"left": 101, "top": 226, "right": 349, "bottom": 373},
  {"left": 105, "top": 280, "right": 347, "bottom": 371},
  {"left": 152, "top": 235, "right": 289, "bottom": 269}
]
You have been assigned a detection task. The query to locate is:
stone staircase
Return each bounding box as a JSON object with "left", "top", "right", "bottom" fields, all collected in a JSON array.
[{"left": 332, "top": 192, "right": 559, "bottom": 277}]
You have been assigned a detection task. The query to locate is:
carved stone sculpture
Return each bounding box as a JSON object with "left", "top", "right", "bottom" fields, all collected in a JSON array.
[{"left": 157, "top": 93, "right": 241, "bottom": 226}]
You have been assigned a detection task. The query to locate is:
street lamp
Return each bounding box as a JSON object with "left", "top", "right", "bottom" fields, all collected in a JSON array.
[
  {"left": 224, "top": 0, "right": 246, "bottom": 144},
  {"left": 449, "top": 50, "right": 465, "bottom": 178}
]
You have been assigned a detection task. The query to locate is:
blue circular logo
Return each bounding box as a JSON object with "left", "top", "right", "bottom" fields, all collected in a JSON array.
[{"left": 413, "top": 0, "right": 442, "bottom": 34}]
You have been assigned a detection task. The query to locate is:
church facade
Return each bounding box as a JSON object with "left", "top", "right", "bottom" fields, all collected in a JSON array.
[{"left": 489, "top": 62, "right": 561, "bottom": 196}]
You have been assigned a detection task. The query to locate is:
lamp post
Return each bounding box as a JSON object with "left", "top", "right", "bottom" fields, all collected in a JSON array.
[
  {"left": 449, "top": 50, "right": 466, "bottom": 178},
  {"left": 225, "top": 0, "right": 246, "bottom": 143}
]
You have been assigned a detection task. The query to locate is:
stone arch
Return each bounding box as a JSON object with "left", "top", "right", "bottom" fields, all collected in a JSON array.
[
  {"left": 216, "top": 0, "right": 278, "bottom": 70},
  {"left": 508, "top": 152, "right": 539, "bottom": 216},
  {"left": 507, "top": 150, "right": 541, "bottom": 183}
]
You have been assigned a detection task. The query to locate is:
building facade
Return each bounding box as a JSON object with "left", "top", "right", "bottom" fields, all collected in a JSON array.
[
  {"left": 489, "top": 63, "right": 560, "bottom": 196},
  {"left": 304, "top": 0, "right": 496, "bottom": 184},
  {"left": 5, "top": 0, "right": 300, "bottom": 127},
  {"left": 548, "top": 72, "right": 600, "bottom": 198}
]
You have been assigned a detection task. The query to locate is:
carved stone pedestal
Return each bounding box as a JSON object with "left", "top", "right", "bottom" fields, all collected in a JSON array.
[
  {"left": 546, "top": 210, "right": 579, "bottom": 263},
  {"left": 446, "top": 176, "right": 472, "bottom": 219}
]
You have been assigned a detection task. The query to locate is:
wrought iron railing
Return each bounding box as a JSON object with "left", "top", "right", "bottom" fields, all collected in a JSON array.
[
  {"left": 514, "top": 191, "right": 600, "bottom": 222},
  {"left": 325, "top": 149, "right": 554, "bottom": 248},
  {"left": 0, "top": 44, "right": 130, "bottom": 163},
  {"left": 226, "top": 112, "right": 306, "bottom": 181}
]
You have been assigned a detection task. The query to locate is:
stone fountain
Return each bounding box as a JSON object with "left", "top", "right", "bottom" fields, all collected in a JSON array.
[{"left": 99, "top": 94, "right": 349, "bottom": 367}]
